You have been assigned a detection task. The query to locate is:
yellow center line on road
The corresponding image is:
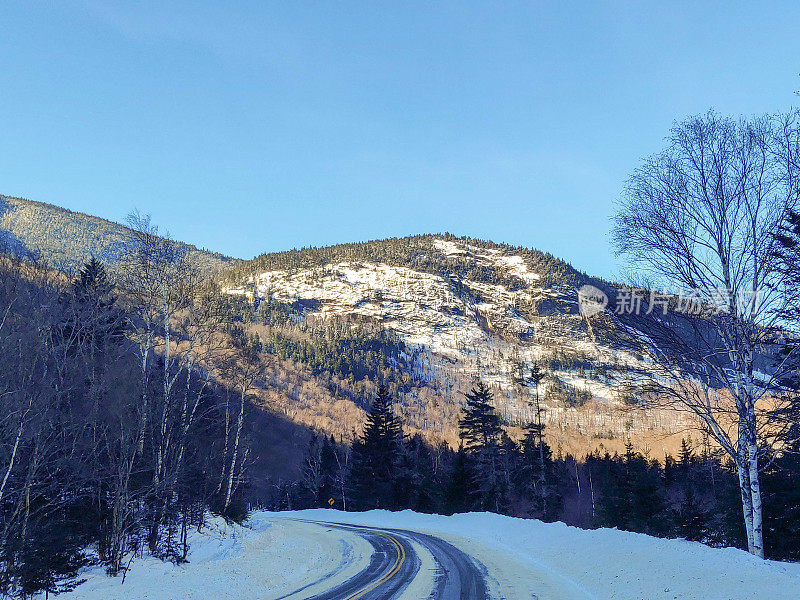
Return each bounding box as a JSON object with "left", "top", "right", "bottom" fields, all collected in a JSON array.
[{"left": 343, "top": 532, "right": 406, "bottom": 600}]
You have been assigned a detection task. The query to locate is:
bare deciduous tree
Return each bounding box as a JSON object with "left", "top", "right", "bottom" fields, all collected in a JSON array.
[
  {"left": 610, "top": 109, "right": 800, "bottom": 558},
  {"left": 218, "top": 343, "right": 262, "bottom": 513}
]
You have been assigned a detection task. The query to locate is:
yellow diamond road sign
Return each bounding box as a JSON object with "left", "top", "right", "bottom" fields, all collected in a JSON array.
[{"left": 328, "top": 498, "right": 335, "bottom": 506}]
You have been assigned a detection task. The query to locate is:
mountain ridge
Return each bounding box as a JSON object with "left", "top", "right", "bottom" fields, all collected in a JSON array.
[
  {"left": 221, "top": 234, "right": 694, "bottom": 456},
  {"left": 0, "top": 194, "right": 233, "bottom": 273},
  {"left": 0, "top": 194, "right": 694, "bottom": 456}
]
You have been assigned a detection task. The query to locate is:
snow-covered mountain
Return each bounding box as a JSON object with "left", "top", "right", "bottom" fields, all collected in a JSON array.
[
  {"left": 222, "top": 235, "right": 693, "bottom": 454},
  {"left": 227, "top": 237, "right": 603, "bottom": 390}
]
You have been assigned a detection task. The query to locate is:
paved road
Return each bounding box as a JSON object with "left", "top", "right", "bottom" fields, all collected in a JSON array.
[
  {"left": 283, "top": 521, "right": 488, "bottom": 600},
  {"left": 392, "top": 527, "right": 487, "bottom": 600}
]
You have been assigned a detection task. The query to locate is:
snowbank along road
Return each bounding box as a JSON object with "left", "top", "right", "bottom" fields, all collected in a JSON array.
[
  {"left": 285, "top": 520, "right": 488, "bottom": 600},
  {"left": 63, "top": 509, "right": 800, "bottom": 600}
]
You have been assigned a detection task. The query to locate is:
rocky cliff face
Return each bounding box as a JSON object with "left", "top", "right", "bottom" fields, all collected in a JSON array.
[{"left": 223, "top": 235, "right": 695, "bottom": 456}]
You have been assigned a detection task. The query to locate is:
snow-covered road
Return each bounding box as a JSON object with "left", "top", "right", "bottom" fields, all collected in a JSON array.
[
  {"left": 284, "top": 522, "right": 424, "bottom": 600},
  {"left": 291, "top": 520, "right": 487, "bottom": 600},
  {"left": 63, "top": 509, "right": 800, "bottom": 600}
]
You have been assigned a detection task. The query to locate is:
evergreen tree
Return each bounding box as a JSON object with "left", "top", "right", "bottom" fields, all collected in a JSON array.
[
  {"left": 520, "top": 424, "right": 560, "bottom": 521},
  {"left": 348, "top": 385, "right": 403, "bottom": 510},
  {"left": 762, "top": 426, "right": 800, "bottom": 560},
  {"left": 73, "top": 257, "right": 111, "bottom": 299},
  {"left": 17, "top": 517, "right": 89, "bottom": 598},
  {"left": 301, "top": 434, "right": 340, "bottom": 507},
  {"left": 458, "top": 382, "right": 510, "bottom": 513},
  {"left": 65, "top": 257, "right": 126, "bottom": 367},
  {"left": 319, "top": 436, "right": 339, "bottom": 505},
  {"left": 597, "top": 443, "right": 669, "bottom": 536},
  {"left": 459, "top": 382, "right": 502, "bottom": 451},
  {"left": 394, "top": 434, "right": 439, "bottom": 513},
  {"left": 444, "top": 444, "right": 472, "bottom": 514},
  {"left": 674, "top": 440, "right": 711, "bottom": 541}
]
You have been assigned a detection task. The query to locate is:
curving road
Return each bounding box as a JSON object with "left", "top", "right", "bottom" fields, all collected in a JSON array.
[{"left": 282, "top": 520, "right": 488, "bottom": 600}]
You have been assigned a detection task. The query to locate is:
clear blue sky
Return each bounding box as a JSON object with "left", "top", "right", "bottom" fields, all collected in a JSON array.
[{"left": 1, "top": 2, "right": 798, "bottom": 278}]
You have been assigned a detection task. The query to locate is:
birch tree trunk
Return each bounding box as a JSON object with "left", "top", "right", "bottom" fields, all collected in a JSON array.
[
  {"left": 137, "top": 327, "right": 152, "bottom": 455},
  {"left": 736, "top": 441, "right": 755, "bottom": 554},
  {"left": 0, "top": 416, "right": 25, "bottom": 504},
  {"left": 156, "top": 283, "right": 170, "bottom": 485},
  {"left": 747, "top": 438, "right": 765, "bottom": 558},
  {"left": 215, "top": 390, "right": 231, "bottom": 497},
  {"left": 223, "top": 387, "right": 245, "bottom": 512}
]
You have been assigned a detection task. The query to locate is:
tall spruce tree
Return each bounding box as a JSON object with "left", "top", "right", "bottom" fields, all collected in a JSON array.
[
  {"left": 597, "top": 443, "right": 669, "bottom": 536},
  {"left": 348, "top": 385, "right": 403, "bottom": 510},
  {"left": 513, "top": 362, "right": 559, "bottom": 520},
  {"left": 458, "top": 382, "right": 510, "bottom": 512},
  {"left": 762, "top": 424, "right": 800, "bottom": 560},
  {"left": 675, "top": 439, "right": 711, "bottom": 541},
  {"left": 520, "top": 424, "right": 560, "bottom": 521},
  {"left": 459, "top": 382, "right": 502, "bottom": 451},
  {"left": 74, "top": 257, "right": 110, "bottom": 298},
  {"left": 301, "top": 434, "right": 340, "bottom": 507},
  {"left": 67, "top": 257, "right": 125, "bottom": 349}
]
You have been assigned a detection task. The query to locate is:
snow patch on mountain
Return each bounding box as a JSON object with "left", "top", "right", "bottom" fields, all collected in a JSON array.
[{"left": 224, "top": 237, "right": 651, "bottom": 421}]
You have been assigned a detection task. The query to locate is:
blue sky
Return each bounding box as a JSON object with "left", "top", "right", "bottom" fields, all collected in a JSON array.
[{"left": 1, "top": 2, "right": 798, "bottom": 278}]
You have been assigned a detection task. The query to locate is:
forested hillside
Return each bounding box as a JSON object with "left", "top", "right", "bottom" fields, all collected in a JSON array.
[
  {"left": 0, "top": 195, "right": 232, "bottom": 274},
  {"left": 0, "top": 228, "right": 307, "bottom": 597},
  {"left": 223, "top": 233, "right": 578, "bottom": 289},
  {"left": 220, "top": 234, "right": 695, "bottom": 457}
]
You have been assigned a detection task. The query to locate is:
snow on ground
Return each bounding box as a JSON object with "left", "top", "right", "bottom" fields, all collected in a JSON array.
[
  {"left": 61, "top": 509, "right": 800, "bottom": 600},
  {"left": 276, "top": 509, "right": 800, "bottom": 600},
  {"left": 62, "top": 515, "right": 374, "bottom": 600}
]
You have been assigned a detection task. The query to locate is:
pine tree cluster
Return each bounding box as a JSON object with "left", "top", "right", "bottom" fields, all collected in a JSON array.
[{"left": 290, "top": 383, "right": 800, "bottom": 562}]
